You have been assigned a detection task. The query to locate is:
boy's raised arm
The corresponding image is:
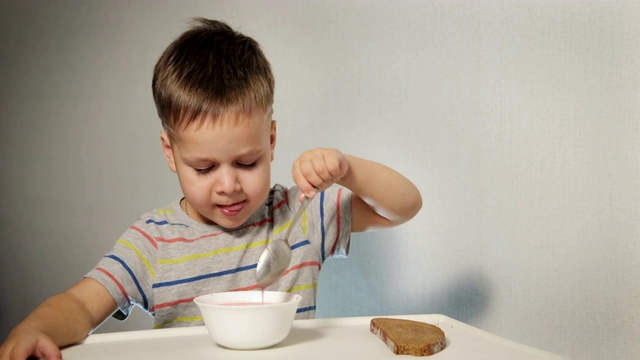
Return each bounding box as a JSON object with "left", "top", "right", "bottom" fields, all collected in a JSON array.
[
  {"left": 0, "top": 278, "right": 117, "bottom": 360},
  {"left": 292, "top": 149, "right": 422, "bottom": 232},
  {"left": 339, "top": 154, "right": 422, "bottom": 232}
]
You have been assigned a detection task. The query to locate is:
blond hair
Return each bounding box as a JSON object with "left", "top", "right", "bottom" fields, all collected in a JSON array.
[{"left": 152, "top": 18, "right": 274, "bottom": 137}]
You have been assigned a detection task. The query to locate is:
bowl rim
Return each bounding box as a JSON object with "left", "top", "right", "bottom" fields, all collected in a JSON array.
[{"left": 193, "top": 291, "right": 302, "bottom": 308}]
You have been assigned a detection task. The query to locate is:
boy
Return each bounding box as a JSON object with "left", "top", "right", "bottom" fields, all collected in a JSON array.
[{"left": 0, "top": 18, "right": 421, "bottom": 360}]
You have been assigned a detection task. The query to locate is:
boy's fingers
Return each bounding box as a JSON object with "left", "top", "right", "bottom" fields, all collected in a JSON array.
[
  {"left": 291, "top": 172, "right": 314, "bottom": 198},
  {"left": 298, "top": 190, "right": 311, "bottom": 202},
  {"left": 293, "top": 162, "right": 322, "bottom": 195},
  {"left": 33, "top": 337, "right": 62, "bottom": 360}
]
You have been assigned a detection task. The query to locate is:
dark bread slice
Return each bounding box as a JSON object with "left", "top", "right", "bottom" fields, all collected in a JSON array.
[{"left": 370, "top": 318, "right": 446, "bottom": 356}]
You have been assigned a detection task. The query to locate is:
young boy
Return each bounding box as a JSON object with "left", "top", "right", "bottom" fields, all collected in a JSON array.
[{"left": 0, "top": 18, "right": 421, "bottom": 360}]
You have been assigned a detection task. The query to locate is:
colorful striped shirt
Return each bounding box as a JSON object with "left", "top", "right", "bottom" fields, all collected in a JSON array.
[{"left": 85, "top": 184, "right": 351, "bottom": 328}]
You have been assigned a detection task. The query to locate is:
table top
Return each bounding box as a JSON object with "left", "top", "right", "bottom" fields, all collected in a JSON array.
[{"left": 61, "top": 314, "right": 564, "bottom": 359}]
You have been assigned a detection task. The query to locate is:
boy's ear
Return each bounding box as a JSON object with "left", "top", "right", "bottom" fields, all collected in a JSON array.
[
  {"left": 160, "top": 131, "right": 177, "bottom": 173},
  {"left": 270, "top": 120, "right": 277, "bottom": 161}
]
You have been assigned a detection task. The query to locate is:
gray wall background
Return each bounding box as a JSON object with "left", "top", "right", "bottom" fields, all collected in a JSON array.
[{"left": 1, "top": 1, "right": 638, "bottom": 359}]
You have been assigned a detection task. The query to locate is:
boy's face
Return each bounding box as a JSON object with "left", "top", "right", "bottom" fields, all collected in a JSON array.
[{"left": 161, "top": 108, "right": 276, "bottom": 229}]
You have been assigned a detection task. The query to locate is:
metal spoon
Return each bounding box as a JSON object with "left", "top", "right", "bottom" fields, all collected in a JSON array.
[{"left": 256, "top": 196, "right": 312, "bottom": 289}]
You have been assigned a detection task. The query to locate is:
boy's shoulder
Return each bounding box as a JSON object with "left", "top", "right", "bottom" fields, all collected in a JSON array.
[
  {"left": 129, "top": 199, "right": 193, "bottom": 236},
  {"left": 138, "top": 199, "right": 184, "bottom": 222}
]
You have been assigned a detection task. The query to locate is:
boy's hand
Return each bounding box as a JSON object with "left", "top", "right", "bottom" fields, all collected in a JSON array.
[
  {"left": 0, "top": 327, "right": 61, "bottom": 360},
  {"left": 1, "top": 279, "right": 116, "bottom": 360},
  {"left": 292, "top": 148, "right": 350, "bottom": 199},
  {"left": 294, "top": 150, "right": 422, "bottom": 232}
]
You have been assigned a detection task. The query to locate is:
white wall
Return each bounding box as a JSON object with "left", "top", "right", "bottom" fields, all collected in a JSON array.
[{"left": 1, "top": 1, "right": 638, "bottom": 359}]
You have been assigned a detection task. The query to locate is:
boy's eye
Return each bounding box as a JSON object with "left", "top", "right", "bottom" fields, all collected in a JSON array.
[
  {"left": 194, "top": 165, "right": 215, "bottom": 175},
  {"left": 236, "top": 161, "right": 257, "bottom": 169}
]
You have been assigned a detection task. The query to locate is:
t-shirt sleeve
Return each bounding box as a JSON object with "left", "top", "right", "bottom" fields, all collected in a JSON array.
[
  {"left": 323, "top": 185, "right": 352, "bottom": 258},
  {"left": 84, "top": 223, "right": 157, "bottom": 320},
  {"left": 289, "top": 185, "right": 352, "bottom": 261}
]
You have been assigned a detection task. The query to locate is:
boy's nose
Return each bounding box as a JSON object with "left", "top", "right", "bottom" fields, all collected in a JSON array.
[{"left": 214, "top": 167, "right": 240, "bottom": 194}]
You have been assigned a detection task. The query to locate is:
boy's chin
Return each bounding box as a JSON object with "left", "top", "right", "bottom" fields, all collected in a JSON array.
[{"left": 204, "top": 213, "right": 252, "bottom": 229}]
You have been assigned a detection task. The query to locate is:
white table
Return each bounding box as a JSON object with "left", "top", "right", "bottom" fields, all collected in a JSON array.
[{"left": 61, "top": 314, "right": 565, "bottom": 359}]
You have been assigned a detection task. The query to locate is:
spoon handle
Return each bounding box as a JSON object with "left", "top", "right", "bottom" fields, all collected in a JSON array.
[{"left": 284, "top": 196, "right": 312, "bottom": 242}]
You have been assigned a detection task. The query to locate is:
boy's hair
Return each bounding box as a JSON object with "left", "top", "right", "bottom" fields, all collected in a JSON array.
[{"left": 152, "top": 18, "right": 274, "bottom": 137}]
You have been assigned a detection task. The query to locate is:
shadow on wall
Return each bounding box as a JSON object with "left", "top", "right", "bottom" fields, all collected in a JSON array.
[
  {"left": 415, "top": 269, "right": 492, "bottom": 324},
  {"left": 317, "top": 232, "right": 491, "bottom": 324},
  {"left": 363, "top": 267, "right": 492, "bottom": 324}
]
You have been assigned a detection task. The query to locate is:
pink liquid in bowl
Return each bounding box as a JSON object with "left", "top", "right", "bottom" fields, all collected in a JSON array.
[{"left": 219, "top": 302, "right": 276, "bottom": 306}]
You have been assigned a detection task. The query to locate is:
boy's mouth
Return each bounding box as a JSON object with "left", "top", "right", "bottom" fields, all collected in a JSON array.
[{"left": 217, "top": 201, "right": 245, "bottom": 216}]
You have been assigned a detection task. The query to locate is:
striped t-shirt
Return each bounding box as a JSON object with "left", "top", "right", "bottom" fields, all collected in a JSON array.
[{"left": 85, "top": 184, "right": 352, "bottom": 328}]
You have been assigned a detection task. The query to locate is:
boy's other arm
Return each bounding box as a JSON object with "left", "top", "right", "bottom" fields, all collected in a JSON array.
[
  {"left": 293, "top": 149, "right": 422, "bottom": 232},
  {"left": 0, "top": 278, "right": 117, "bottom": 360}
]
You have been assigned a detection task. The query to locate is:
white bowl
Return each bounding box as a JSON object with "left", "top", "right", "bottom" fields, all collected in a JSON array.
[{"left": 194, "top": 291, "right": 302, "bottom": 350}]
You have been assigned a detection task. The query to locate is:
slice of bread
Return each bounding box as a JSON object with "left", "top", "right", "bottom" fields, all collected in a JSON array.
[{"left": 370, "top": 318, "right": 446, "bottom": 356}]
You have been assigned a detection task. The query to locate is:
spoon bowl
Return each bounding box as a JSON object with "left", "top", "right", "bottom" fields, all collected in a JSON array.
[
  {"left": 256, "top": 239, "right": 291, "bottom": 289},
  {"left": 256, "top": 196, "right": 311, "bottom": 288}
]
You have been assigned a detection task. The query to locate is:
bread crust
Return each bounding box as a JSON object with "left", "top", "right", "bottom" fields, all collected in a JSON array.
[{"left": 370, "top": 318, "right": 446, "bottom": 356}]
